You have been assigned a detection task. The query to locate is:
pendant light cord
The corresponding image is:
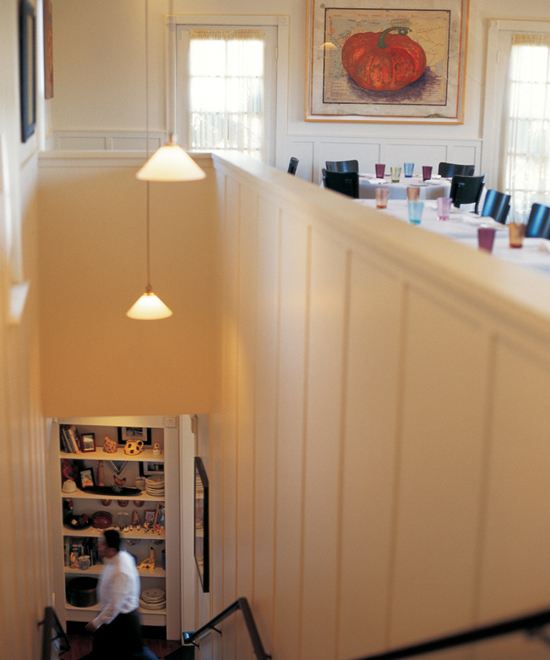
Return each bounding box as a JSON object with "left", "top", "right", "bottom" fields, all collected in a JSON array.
[{"left": 145, "top": 0, "right": 151, "bottom": 291}]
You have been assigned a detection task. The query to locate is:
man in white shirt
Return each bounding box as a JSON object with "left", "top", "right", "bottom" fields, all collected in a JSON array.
[{"left": 85, "top": 529, "right": 144, "bottom": 660}]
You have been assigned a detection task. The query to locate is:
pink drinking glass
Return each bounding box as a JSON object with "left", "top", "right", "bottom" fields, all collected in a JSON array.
[
  {"left": 436, "top": 197, "right": 452, "bottom": 221},
  {"left": 478, "top": 226, "right": 496, "bottom": 253}
]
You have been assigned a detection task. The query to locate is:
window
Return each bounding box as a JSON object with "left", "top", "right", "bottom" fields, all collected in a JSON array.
[
  {"left": 482, "top": 21, "right": 550, "bottom": 220},
  {"left": 188, "top": 29, "right": 266, "bottom": 160},
  {"left": 503, "top": 35, "right": 550, "bottom": 219},
  {"left": 174, "top": 16, "right": 284, "bottom": 166}
]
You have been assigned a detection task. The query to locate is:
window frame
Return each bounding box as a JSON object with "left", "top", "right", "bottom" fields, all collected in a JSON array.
[
  {"left": 167, "top": 14, "right": 289, "bottom": 168},
  {"left": 482, "top": 20, "right": 550, "bottom": 190}
]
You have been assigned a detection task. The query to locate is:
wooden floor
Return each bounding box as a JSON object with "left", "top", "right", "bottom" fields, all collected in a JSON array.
[{"left": 63, "top": 624, "right": 182, "bottom": 660}]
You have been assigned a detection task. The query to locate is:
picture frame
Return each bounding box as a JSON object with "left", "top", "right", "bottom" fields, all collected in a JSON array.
[
  {"left": 306, "top": 0, "right": 469, "bottom": 124},
  {"left": 143, "top": 509, "right": 156, "bottom": 526},
  {"left": 19, "top": 0, "right": 36, "bottom": 141},
  {"left": 43, "top": 0, "right": 53, "bottom": 99},
  {"left": 78, "top": 467, "right": 95, "bottom": 490},
  {"left": 117, "top": 427, "right": 152, "bottom": 447},
  {"left": 80, "top": 433, "right": 96, "bottom": 453},
  {"left": 154, "top": 501, "right": 166, "bottom": 530},
  {"left": 139, "top": 461, "right": 164, "bottom": 476},
  {"left": 194, "top": 457, "right": 209, "bottom": 592}
]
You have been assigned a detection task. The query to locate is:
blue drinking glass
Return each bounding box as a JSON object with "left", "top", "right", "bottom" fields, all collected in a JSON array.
[
  {"left": 408, "top": 201, "right": 424, "bottom": 225},
  {"left": 404, "top": 162, "right": 414, "bottom": 177}
]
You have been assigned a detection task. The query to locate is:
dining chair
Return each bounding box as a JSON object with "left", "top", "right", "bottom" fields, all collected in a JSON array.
[
  {"left": 325, "top": 160, "right": 359, "bottom": 173},
  {"left": 438, "top": 162, "right": 476, "bottom": 177},
  {"left": 525, "top": 203, "right": 550, "bottom": 238},
  {"left": 287, "top": 157, "right": 299, "bottom": 175},
  {"left": 480, "top": 189, "right": 511, "bottom": 224},
  {"left": 322, "top": 168, "right": 359, "bottom": 198},
  {"left": 450, "top": 174, "right": 486, "bottom": 214}
]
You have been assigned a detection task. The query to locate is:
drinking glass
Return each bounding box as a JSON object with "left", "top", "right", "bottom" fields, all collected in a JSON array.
[
  {"left": 508, "top": 222, "right": 526, "bottom": 248},
  {"left": 403, "top": 163, "right": 414, "bottom": 177},
  {"left": 407, "top": 187, "right": 420, "bottom": 201},
  {"left": 436, "top": 197, "right": 452, "bottom": 221},
  {"left": 422, "top": 166, "right": 432, "bottom": 181},
  {"left": 408, "top": 201, "right": 424, "bottom": 224},
  {"left": 375, "top": 187, "right": 390, "bottom": 209},
  {"left": 478, "top": 226, "right": 496, "bottom": 253},
  {"left": 391, "top": 167, "right": 401, "bottom": 183},
  {"left": 375, "top": 164, "right": 386, "bottom": 179}
]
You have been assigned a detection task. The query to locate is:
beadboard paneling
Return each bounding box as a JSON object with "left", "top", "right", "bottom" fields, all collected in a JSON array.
[{"left": 206, "top": 152, "right": 550, "bottom": 660}]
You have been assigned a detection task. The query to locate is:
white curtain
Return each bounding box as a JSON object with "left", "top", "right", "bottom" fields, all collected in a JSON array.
[
  {"left": 188, "top": 29, "right": 265, "bottom": 160},
  {"left": 504, "top": 34, "right": 550, "bottom": 221}
]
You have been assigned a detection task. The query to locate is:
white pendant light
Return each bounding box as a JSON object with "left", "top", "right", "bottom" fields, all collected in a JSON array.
[
  {"left": 127, "top": 1, "right": 172, "bottom": 320},
  {"left": 136, "top": 0, "right": 205, "bottom": 182},
  {"left": 136, "top": 135, "right": 206, "bottom": 182},
  {"left": 127, "top": 285, "right": 173, "bottom": 320},
  {"left": 126, "top": 181, "right": 173, "bottom": 320}
]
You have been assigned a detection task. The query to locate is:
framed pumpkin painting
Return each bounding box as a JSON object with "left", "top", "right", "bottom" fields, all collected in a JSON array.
[{"left": 306, "top": 0, "right": 469, "bottom": 124}]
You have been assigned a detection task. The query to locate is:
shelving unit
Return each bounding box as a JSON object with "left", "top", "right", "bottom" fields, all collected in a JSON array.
[{"left": 49, "top": 416, "right": 181, "bottom": 638}]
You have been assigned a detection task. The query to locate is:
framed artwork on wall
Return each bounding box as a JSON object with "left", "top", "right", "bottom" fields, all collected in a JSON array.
[
  {"left": 43, "top": 0, "right": 53, "bottom": 99},
  {"left": 306, "top": 0, "right": 469, "bottom": 124},
  {"left": 194, "top": 457, "right": 209, "bottom": 592},
  {"left": 19, "top": 0, "right": 37, "bottom": 141}
]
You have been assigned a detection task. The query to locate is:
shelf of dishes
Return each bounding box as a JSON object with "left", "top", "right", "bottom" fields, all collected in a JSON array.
[
  {"left": 63, "top": 528, "right": 165, "bottom": 539},
  {"left": 63, "top": 565, "right": 166, "bottom": 577},
  {"left": 64, "top": 603, "right": 166, "bottom": 626},
  {"left": 60, "top": 488, "right": 165, "bottom": 501},
  {"left": 59, "top": 449, "right": 164, "bottom": 462}
]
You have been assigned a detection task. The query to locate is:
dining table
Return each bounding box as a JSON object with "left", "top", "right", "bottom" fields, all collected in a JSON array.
[
  {"left": 358, "top": 173, "right": 452, "bottom": 200},
  {"left": 355, "top": 199, "right": 550, "bottom": 277}
]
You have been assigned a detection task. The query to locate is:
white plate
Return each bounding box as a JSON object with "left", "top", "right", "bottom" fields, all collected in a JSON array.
[
  {"left": 140, "top": 587, "right": 166, "bottom": 602},
  {"left": 139, "top": 599, "right": 166, "bottom": 610}
]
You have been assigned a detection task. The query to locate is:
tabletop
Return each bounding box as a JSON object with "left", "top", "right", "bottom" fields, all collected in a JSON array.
[
  {"left": 355, "top": 199, "right": 550, "bottom": 277},
  {"left": 358, "top": 173, "right": 452, "bottom": 201}
]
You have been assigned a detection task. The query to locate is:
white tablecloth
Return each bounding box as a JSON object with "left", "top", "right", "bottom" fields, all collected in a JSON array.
[
  {"left": 358, "top": 173, "right": 451, "bottom": 200},
  {"left": 355, "top": 199, "right": 550, "bottom": 277}
]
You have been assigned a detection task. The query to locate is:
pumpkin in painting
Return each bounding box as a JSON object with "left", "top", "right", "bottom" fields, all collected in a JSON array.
[{"left": 342, "top": 26, "right": 426, "bottom": 92}]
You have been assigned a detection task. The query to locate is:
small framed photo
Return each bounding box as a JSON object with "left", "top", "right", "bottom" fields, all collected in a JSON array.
[
  {"left": 140, "top": 462, "right": 164, "bottom": 476},
  {"left": 79, "top": 467, "right": 95, "bottom": 490},
  {"left": 117, "top": 427, "right": 152, "bottom": 447},
  {"left": 154, "top": 502, "right": 166, "bottom": 530},
  {"left": 194, "top": 457, "right": 209, "bottom": 592},
  {"left": 143, "top": 510, "right": 156, "bottom": 526},
  {"left": 19, "top": 0, "right": 37, "bottom": 142},
  {"left": 80, "top": 433, "right": 96, "bottom": 453}
]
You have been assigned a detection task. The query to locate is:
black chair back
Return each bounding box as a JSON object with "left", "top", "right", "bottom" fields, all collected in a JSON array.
[
  {"left": 450, "top": 174, "right": 486, "bottom": 214},
  {"left": 287, "top": 157, "right": 299, "bottom": 175},
  {"left": 481, "top": 190, "right": 511, "bottom": 224},
  {"left": 438, "top": 162, "right": 476, "bottom": 177},
  {"left": 325, "top": 160, "right": 359, "bottom": 173},
  {"left": 322, "top": 169, "right": 359, "bottom": 198},
  {"left": 525, "top": 203, "right": 550, "bottom": 238}
]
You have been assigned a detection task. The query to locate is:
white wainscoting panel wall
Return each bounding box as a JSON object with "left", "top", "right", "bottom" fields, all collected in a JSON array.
[
  {"left": 202, "top": 152, "right": 550, "bottom": 660},
  {"left": 50, "top": 130, "right": 482, "bottom": 185}
]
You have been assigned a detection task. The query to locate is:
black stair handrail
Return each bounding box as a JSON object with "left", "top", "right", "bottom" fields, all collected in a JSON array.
[
  {"left": 353, "top": 607, "right": 550, "bottom": 660},
  {"left": 183, "top": 597, "right": 271, "bottom": 660},
  {"left": 39, "top": 606, "right": 71, "bottom": 660}
]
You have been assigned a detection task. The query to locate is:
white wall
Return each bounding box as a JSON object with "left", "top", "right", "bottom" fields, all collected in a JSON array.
[
  {"left": 49, "top": 0, "right": 550, "bottom": 185},
  {"left": 37, "top": 151, "right": 218, "bottom": 417},
  {"left": 0, "top": 0, "right": 53, "bottom": 657},
  {"left": 202, "top": 152, "right": 550, "bottom": 660}
]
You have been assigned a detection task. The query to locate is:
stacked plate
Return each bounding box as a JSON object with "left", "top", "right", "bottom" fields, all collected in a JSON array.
[
  {"left": 140, "top": 587, "right": 166, "bottom": 610},
  {"left": 145, "top": 475, "right": 165, "bottom": 497}
]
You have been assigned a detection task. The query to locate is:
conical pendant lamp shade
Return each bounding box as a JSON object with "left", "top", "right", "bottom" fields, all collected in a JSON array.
[
  {"left": 127, "top": 285, "right": 173, "bottom": 320},
  {"left": 136, "top": 140, "right": 206, "bottom": 182}
]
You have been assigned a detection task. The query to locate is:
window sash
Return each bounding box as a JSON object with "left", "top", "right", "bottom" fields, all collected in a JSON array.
[{"left": 188, "top": 29, "right": 266, "bottom": 160}]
